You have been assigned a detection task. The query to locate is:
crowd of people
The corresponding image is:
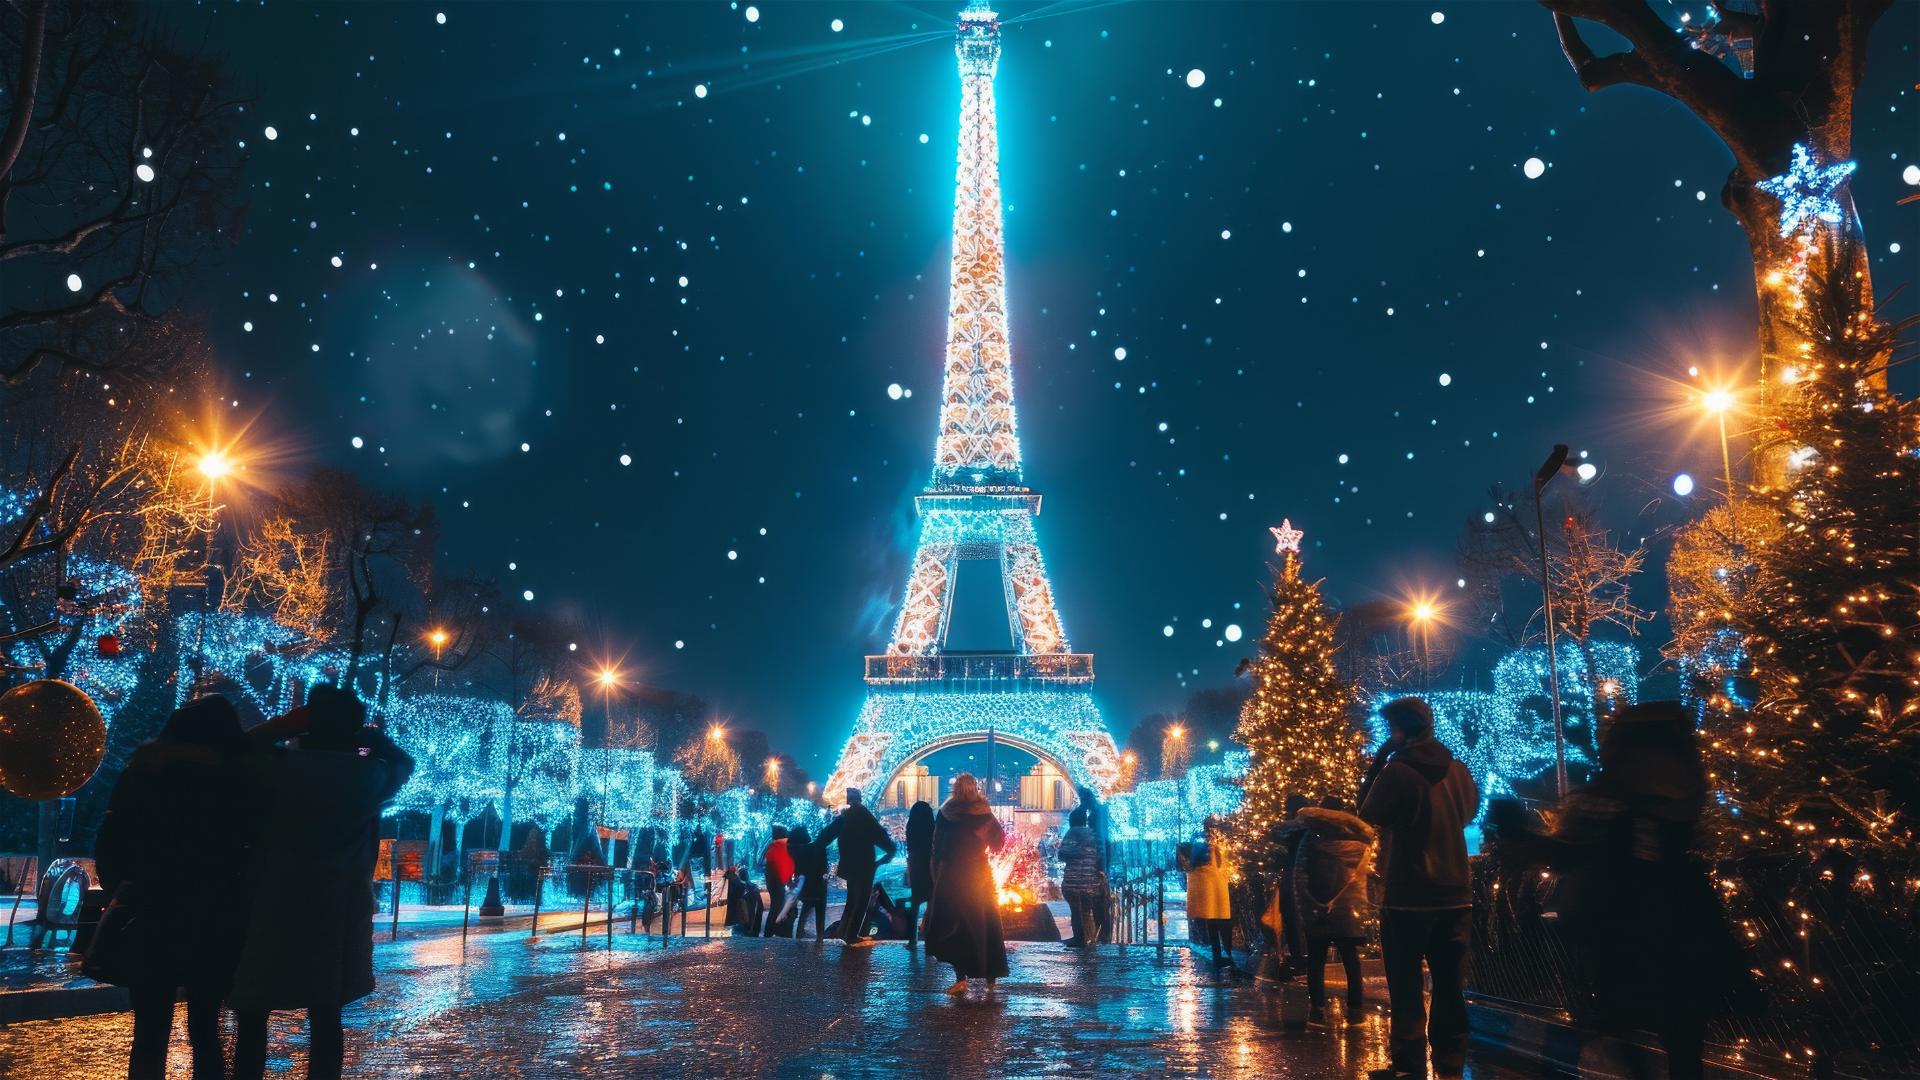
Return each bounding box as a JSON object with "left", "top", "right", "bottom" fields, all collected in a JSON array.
[
  {"left": 1183, "top": 694, "right": 1750, "bottom": 1080},
  {"left": 84, "top": 689, "right": 1747, "bottom": 1080}
]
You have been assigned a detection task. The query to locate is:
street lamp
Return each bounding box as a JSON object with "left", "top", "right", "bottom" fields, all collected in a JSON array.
[
  {"left": 1533, "top": 444, "right": 1571, "bottom": 799},
  {"left": 427, "top": 628, "right": 449, "bottom": 687},
  {"left": 191, "top": 446, "right": 239, "bottom": 678},
  {"left": 1407, "top": 597, "right": 1440, "bottom": 691},
  {"left": 592, "top": 666, "right": 621, "bottom": 856},
  {"left": 1701, "top": 385, "right": 1742, "bottom": 548}
]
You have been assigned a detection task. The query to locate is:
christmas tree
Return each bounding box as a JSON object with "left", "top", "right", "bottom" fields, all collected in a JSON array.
[
  {"left": 1676, "top": 255, "right": 1918, "bottom": 873},
  {"left": 1667, "top": 248, "right": 1919, "bottom": 1064},
  {"left": 1232, "top": 520, "right": 1363, "bottom": 844}
]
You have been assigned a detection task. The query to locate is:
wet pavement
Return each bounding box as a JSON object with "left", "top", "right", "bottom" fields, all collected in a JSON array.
[{"left": 0, "top": 929, "right": 1537, "bottom": 1079}]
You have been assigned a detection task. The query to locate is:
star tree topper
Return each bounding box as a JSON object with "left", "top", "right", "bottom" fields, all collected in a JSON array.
[
  {"left": 1756, "top": 143, "right": 1857, "bottom": 239},
  {"left": 1269, "top": 519, "right": 1303, "bottom": 556}
]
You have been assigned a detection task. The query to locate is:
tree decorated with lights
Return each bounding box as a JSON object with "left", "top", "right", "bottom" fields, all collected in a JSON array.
[
  {"left": 1664, "top": 249, "right": 1918, "bottom": 1066},
  {"left": 1232, "top": 520, "right": 1362, "bottom": 844},
  {"left": 1539, "top": 1, "right": 1898, "bottom": 435},
  {"left": 1681, "top": 257, "right": 1918, "bottom": 868}
]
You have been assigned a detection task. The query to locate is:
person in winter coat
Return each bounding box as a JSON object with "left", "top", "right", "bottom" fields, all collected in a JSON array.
[
  {"left": 903, "top": 801, "right": 935, "bottom": 949},
  {"left": 1185, "top": 825, "right": 1238, "bottom": 972},
  {"left": 816, "top": 786, "right": 896, "bottom": 944},
  {"left": 1272, "top": 792, "right": 1311, "bottom": 972},
  {"left": 1490, "top": 702, "right": 1754, "bottom": 1080},
  {"left": 93, "top": 696, "right": 255, "bottom": 1080},
  {"left": 1358, "top": 696, "right": 1479, "bottom": 1080},
  {"left": 1292, "top": 796, "right": 1377, "bottom": 1025},
  {"left": 761, "top": 826, "right": 795, "bottom": 937},
  {"left": 229, "top": 686, "right": 415, "bottom": 1080},
  {"left": 924, "top": 773, "right": 1008, "bottom": 993},
  {"left": 1074, "top": 785, "right": 1114, "bottom": 942},
  {"left": 787, "top": 825, "right": 829, "bottom": 940},
  {"left": 1056, "top": 807, "right": 1101, "bottom": 947}
]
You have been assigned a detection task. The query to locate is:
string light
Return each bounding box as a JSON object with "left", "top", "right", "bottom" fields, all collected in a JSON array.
[{"left": 1232, "top": 529, "right": 1363, "bottom": 843}]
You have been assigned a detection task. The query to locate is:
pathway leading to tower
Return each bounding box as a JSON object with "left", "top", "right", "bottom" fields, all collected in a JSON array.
[{"left": 0, "top": 933, "right": 1538, "bottom": 1078}]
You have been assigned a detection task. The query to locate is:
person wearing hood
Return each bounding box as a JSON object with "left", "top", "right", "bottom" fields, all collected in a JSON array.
[
  {"left": 761, "top": 825, "right": 795, "bottom": 937},
  {"left": 787, "top": 825, "right": 829, "bottom": 940},
  {"left": 229, "top": 686, "right": 415, "bottom": 1080},
  {"left": 1184, "top": 823, "right": 1238, "bottom": 972},
  {"left": 1293, "top": 796, "right": 1377, "bottom": 1026},
  {"left": 1074, "top": 785, "right": 1113, "bottom": 943},
  {"left": 92, "top": 695, "right": 255, "bottom": 1080},
  {"left": 1358, "top": 696, "right": 1478, "bottom": 1080},
  {"left": 923, "top": 773, "right": 1009, "bottom": 993},
  {"left": 903, "top": 801, "right": 935, "bottom": 949},
  {"left": 1490, "top": 702, "right": 1754, "bottom": 1080},
  {"left": 1055, "top": 807, "right": 1100, "bottom": 947}
]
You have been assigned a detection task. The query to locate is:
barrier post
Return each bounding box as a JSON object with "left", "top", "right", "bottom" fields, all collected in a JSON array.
[
  {"left": 390, "top": 872, "right": 402, "bottom": 941},
  {"left": 580, "top": 871, "right": 591, "bottom": 941},
  {"left": 461, "top": 870, "right": 472, "bottom": 944},
  {"left": 531, "top": 870, "right": 544, "bottom": 940},
  {"left": 1155, "top": 870, "right": 1166, "bottom": 955}
]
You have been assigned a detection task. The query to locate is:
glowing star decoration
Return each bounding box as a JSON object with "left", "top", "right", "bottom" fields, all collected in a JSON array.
[
  {"left": 1269, "top": 519, "right": 1303, "bottom": 555},
  {"left": 1756, "top": 143, "right": 1857, "bottom": 240}
]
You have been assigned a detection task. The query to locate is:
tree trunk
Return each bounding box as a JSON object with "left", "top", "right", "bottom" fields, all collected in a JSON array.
[
  {"left": 1572, "top": 632, "right": 1608, "bottom": 760},
  {"left": 426, "top": 801, "right": 447, "bottom": 884},
  {"left": 498, "top": 783, "right": 515, "bottom": 857}
]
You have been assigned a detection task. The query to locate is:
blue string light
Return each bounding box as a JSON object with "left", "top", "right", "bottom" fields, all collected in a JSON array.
[{"left": 1756, "top": 143, "right": 1856, "bottom": 239}]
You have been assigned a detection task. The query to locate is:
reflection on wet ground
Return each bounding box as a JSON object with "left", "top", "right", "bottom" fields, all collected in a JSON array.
[{"left": 1, "top": 932, "right": 1530, "bottom": 1077}]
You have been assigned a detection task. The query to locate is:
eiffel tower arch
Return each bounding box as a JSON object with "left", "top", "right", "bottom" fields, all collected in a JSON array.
[{"left": 825, "top": 2, "right": 1120, "bottom": 807}]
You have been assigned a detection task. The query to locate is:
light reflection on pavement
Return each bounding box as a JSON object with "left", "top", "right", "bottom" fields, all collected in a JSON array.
[{"left": 1, "top": 932, "right": 1532, "bottom": 1078}]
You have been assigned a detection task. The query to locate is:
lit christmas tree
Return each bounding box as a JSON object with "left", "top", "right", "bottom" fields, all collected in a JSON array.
[
  {"left": 1681, "top": 255, "right": 1918, "bottom": 871},
  {"left": 1667, "top": 248, "right": 1919, "bottom": 1063},
  {"left": 1232, "top": 520, "right": 1363, "bottom": 844}
]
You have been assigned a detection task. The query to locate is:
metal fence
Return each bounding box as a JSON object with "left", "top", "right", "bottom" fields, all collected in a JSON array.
[{"left": 1466, "top": 850, "right": 1920, "bottom": 1078}]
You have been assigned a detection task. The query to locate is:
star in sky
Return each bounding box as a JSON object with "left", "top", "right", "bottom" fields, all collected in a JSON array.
[
  {"left": 1269, "top": 519, "right": 1303, "bottom": 555},
  {"left": 1756, "top": 143, "right": 1857, "bottom": 239}
]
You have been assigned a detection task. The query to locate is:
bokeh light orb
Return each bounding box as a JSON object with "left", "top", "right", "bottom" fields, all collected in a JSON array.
[
  {"left": 0, "top": 680, "right": 107, "bottom": 799},
  {"left": 1673, "top": 473, "right": 1695, "bottom": 497}
]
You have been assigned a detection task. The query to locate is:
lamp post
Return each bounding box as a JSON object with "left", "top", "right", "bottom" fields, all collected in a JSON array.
[
  {"left": 1408, "top": 599, "right": 1438, "bottom": 691},
  {"left": 1533, "top": 444, "right": 1571, "bottom": 799},
  {"left": 428, "top": 628, "right": 449, "bottom": 688},
  {"left": 1703, "top": 387, "right": 1740, "bottom": 549},
  {"left": 191, "top": 450, "right": 233, "bottom": 679},
  {"left": 595, "top": 667, "right": 620, "bottom": 856}
]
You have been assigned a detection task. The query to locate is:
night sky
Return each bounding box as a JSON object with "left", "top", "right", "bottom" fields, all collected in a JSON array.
[{"left": 158, "top": 2, "right": 1918, "bottom": 776}]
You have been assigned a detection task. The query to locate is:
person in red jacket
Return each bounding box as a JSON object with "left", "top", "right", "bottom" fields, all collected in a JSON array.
[
  {"left": 761, "top": 826, "right": 795, "bottom": 936},
  {"left": 1359, "top": 696, "right": 1478, "bottom": 1080}
]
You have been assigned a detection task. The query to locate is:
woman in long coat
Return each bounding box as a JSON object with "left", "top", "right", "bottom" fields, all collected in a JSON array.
[
  {"left": 228, "top": 687, "right": 415, "bottom": 1080},
  {"left": 903, "top": 800, "right": 935, "bottom": 948},
  {"left": 923, "top": 773, "right": 1008, "bottom": 993},
  {"left": 93, "top": 696, "right": 254, "bottom": 1080},
  {"left": 1291, "top": 797, "right": 1376, "bottom": 1022}
]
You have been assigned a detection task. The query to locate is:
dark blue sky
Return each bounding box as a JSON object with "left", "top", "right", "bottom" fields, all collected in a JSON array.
[{"left": 165, "top": 1, "right": 1918, "bottom": 775}]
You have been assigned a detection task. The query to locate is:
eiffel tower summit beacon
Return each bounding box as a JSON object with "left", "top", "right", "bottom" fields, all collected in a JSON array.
[{"left": 823, "top": 2, "right": 1122, "bottom": 807}]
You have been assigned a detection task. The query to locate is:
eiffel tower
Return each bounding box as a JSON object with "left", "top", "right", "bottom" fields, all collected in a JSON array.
[{"left": 824, "top": 2, "right": 1121, "bottom": 807}]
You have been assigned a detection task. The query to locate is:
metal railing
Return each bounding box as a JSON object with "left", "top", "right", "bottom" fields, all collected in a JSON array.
[
  {"left": 863, "top": 652, "right": 1095, "bottom": 684},
  {"left": 1105, "top": 866, "right": 1167, "bottom": 949},
  {"left": 1466, "top": 850, "right": 1920, "bottom": 1077}
]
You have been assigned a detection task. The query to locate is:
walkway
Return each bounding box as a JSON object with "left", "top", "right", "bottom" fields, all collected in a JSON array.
[{"left": 0, "top": 931, "right": 1533, "bottom": 1078}]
